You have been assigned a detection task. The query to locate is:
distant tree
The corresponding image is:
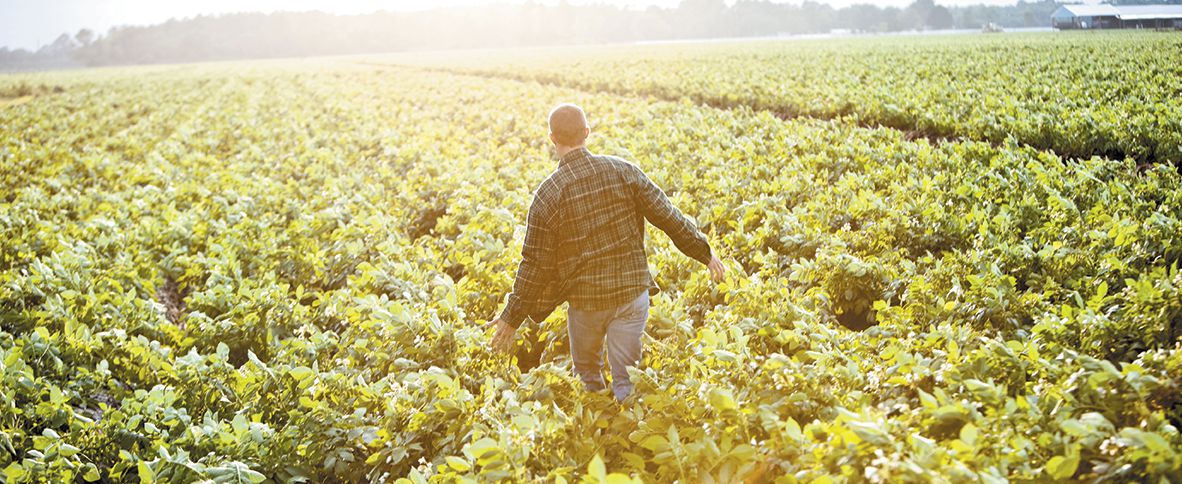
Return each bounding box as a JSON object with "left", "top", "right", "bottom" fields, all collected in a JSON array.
[
  {"left": 75, "top": 29, "right": 95, "bottom": 46},
  {"left": 731, "top": 1, "right": 795, "bottom": 36},
  {"left": 842, "top": 4, "right": 885, "bottom": 32},
  {"left": 795, "top": 1, "right": 837, "bottom": 33},
  {"left": 911, "top": 0, "right": 937, "bottom": 11},
  {"left": 5, "top": 0, "right": 1085, "bottom": 71},
  {"left": 927, "top": 5, "right": 955, "bottom": 29},
  {"left": 41, "top": 34, "right": 76, "bottom": 55},
  {"left": 679, "top": 0, "right": 727, "bottom": 12},
  {"left": 1024, "top": 10, "right": 1037, "bottom": 26},
  {"left": 904, "top": 0, "right": 936, "bottom": 30},
  {"left": 2, "top": 35, "right": 81, "bottom": 71},
  {"left": 677, "top": 0, "right": 728, "bottom": 37}
]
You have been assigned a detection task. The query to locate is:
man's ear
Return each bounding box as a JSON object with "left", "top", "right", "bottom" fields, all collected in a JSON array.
[
  {"left": 549, "top": 132, "right": 558, "bottom": 146},
  {"left": 583, "top": 127, "right": 590, "bottom": 139}
]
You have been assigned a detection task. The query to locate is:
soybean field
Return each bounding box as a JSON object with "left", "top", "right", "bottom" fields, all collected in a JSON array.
[{"left": 1, "top": 32, "right": 1181, "bottom": 482}]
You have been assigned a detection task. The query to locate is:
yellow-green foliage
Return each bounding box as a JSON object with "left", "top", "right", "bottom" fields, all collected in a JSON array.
[
  {"left": 0, "top": 36, "right": 1180, "bottom": 483},
  {"left": 390, "top": 31, "right": 1182, "bottom": 164}
]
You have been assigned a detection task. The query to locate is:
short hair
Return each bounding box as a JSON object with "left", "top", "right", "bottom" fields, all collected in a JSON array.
[{"left": 549, "top": 104, "right": 588, "bottom": 146}]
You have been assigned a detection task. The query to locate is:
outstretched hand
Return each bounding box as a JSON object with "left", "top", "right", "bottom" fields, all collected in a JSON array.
[
  {"left": 707, "top": 255, "right": 726, "bottom": 283},
  {"left": 487, "top": 318, "right": 516, "bottom": 353}
]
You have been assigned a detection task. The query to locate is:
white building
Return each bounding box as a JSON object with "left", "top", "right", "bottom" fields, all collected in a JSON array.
[{"left": 1052, "top": 4, "right": 1182, "bottom": 29}]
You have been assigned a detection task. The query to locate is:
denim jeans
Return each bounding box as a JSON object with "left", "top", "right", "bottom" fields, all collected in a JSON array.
[{"left": 567, "top": 290, "right": 650, "bottom": 402}]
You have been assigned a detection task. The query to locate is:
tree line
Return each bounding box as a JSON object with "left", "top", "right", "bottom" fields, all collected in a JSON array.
[{"left": 1, "top": 0, "right": 1065, "bottom": 71}]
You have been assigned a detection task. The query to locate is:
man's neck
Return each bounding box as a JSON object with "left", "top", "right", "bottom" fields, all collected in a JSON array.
[{"left": 556, "top": 144, "right": 585, "bottom": 160}]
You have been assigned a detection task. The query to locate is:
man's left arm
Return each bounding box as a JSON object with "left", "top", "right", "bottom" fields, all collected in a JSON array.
[{"left": 491, "top": 193, "right": 558, "bottom": 350}]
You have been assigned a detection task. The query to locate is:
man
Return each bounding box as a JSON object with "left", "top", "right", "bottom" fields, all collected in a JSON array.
[{"left": 489, "top": 104, "right": 725, "bottom": 402}]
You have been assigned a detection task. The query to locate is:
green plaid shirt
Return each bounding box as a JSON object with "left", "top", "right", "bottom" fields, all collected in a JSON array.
[{"left": 498, "top": 147, "right": 713, "bottom": 328}]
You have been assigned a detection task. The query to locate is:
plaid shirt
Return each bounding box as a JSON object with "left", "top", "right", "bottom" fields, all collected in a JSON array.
[{"left": 498, "top": 147, "right": 713, "bottom": 328}]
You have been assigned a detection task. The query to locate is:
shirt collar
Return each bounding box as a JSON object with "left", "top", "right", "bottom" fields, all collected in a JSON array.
[{"left": 559, "top": 147, "right": 591, "bottom": 167}]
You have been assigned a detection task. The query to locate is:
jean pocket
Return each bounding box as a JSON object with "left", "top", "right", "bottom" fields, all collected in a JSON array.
[{"left": 620, "top": 292, "right": 650, "bottom": 320}]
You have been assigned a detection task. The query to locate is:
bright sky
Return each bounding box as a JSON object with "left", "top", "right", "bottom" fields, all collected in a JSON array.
[{"left": 2, "top": 0, "right": 1042, "bottom": 50}]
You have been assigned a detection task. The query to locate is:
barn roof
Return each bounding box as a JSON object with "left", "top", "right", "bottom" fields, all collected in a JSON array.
[
  {"left": 1054, "top": 4, "right": 1182, "bottom": 19},
  {"left": 1115, "top": 5, "right": 1182, "bottom": 19},
  {"left": 1056, "top": 4, "right": 1120, "bottom": 17}
]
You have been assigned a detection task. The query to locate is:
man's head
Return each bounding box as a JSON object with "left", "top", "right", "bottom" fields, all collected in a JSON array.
[{"left": 548, "top": 103, "right": 589, "bottom": 149}]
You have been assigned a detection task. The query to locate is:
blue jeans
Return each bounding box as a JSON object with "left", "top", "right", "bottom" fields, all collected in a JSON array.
[{"left": 567, "top": 291, "right": 650, "bottom": 401}]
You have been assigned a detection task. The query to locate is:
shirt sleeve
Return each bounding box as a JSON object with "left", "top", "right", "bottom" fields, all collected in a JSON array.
[
  {"left": 631, "top": 166, "right": 714, "bottom": 265},
  {"left": 498, "top": 192, "right": 559, "bottom": 328}
]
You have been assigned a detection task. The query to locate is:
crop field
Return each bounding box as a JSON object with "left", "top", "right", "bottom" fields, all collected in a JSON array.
[
  {"left": 390, "top": 32, "right": 1182, "bottom": 164},
  {"left": 1, "top": 32, "right": 1181, "bottom": 482}
]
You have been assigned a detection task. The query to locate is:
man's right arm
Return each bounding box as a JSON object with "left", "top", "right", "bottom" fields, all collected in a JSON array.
[
  {"left": 497, "top": 190, "right": 559, "bottom": 328},
  {"left": 631, "top": 165, "right": 713, "bottom": 265}
]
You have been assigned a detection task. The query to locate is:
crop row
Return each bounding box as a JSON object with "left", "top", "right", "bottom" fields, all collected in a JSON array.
[{"left": 383, "top": 32, "right": 1182, "bottom": 165}]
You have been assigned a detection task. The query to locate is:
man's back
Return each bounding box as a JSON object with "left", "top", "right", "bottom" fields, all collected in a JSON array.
[
  {"left": 541, "top": 148, "right": 667, "bottom": 311},
  {"left": 497, "top": 147, "right": 713, "bottom": 327}
]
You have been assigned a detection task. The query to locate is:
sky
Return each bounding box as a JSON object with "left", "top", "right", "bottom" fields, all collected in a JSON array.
[{"left": 2, "top": 0, "right": 1052, "bottom": 50}]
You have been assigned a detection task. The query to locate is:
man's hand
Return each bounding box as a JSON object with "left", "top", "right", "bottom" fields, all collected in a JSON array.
[
  {"left": 707, "top": 255, "right": 726, "bottom": 283},
  {"left": 487, "top": 318, "right": 516, "bottom": 353}
]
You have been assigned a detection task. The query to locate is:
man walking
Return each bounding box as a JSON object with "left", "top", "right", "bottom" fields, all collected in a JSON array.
[{"left": 489, "top": 104, "right": 725, "bottom": 402}]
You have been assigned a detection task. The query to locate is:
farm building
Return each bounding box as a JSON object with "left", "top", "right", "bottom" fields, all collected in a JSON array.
[{"left": 1051, "top": 4, "right": 1182, "bottom": 29}]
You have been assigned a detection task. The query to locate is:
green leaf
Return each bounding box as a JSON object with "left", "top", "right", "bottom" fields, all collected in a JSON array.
[
  {"left": 231, "top": 413, "right": 248, "bottom": 434},
  {"left": 708, "top": 388, "right": 738, "bottom": 412},
  {"left": 288, "top": 366, "right": 315, "bottom": 382},
  {"left": 588, "top": 455, "right": 606, "bottom": 481},
  {"left": 83, "top": 464, "right": 102, "bottom": 482},
  {"left": 1046, "top": 455, "right": 1078, "bottom": 480},
  {"left": 959, "top": 423, "right": 978, "bottom": 445},
  {"left": 712, "top": 350, "right": 737, "bottom": 362},
  {"left": 465, "top": 437, "right": 500, "bottom": 460},
  {"left": 60, "top": 443, "right": 81, "bottom": 457},
  {"left": 638, "top": 435, "right": 668, "bottom": 451},
  {"left": 847, "top": 420, "right": 891, "bottom": 446},
  {"left": 917, "top": 389, "right": 938, "bottom": 409},
  {"left": 445, "top": 456, "right": 471, "bottom": 472},
  {"left": 784, "top": 418, "right": 803, "bottom": 441},
  {"left": 1060, "top": 419, "right": 1090, "bottom": 438},
  {"left": 621, "top": 451, "right": 645, "bottom": 470},
  {"left": 209, "top": 462, "right": 266, "bottom": 483},
  {"left": 5, "top": 462, "right": 28, "bottom": 482},
  {"left": 1139, "top": 431, "right": 1170, "bottom": 453},
  {"left": 138, "top": 461, "right": 155, "bottom": 484}
]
